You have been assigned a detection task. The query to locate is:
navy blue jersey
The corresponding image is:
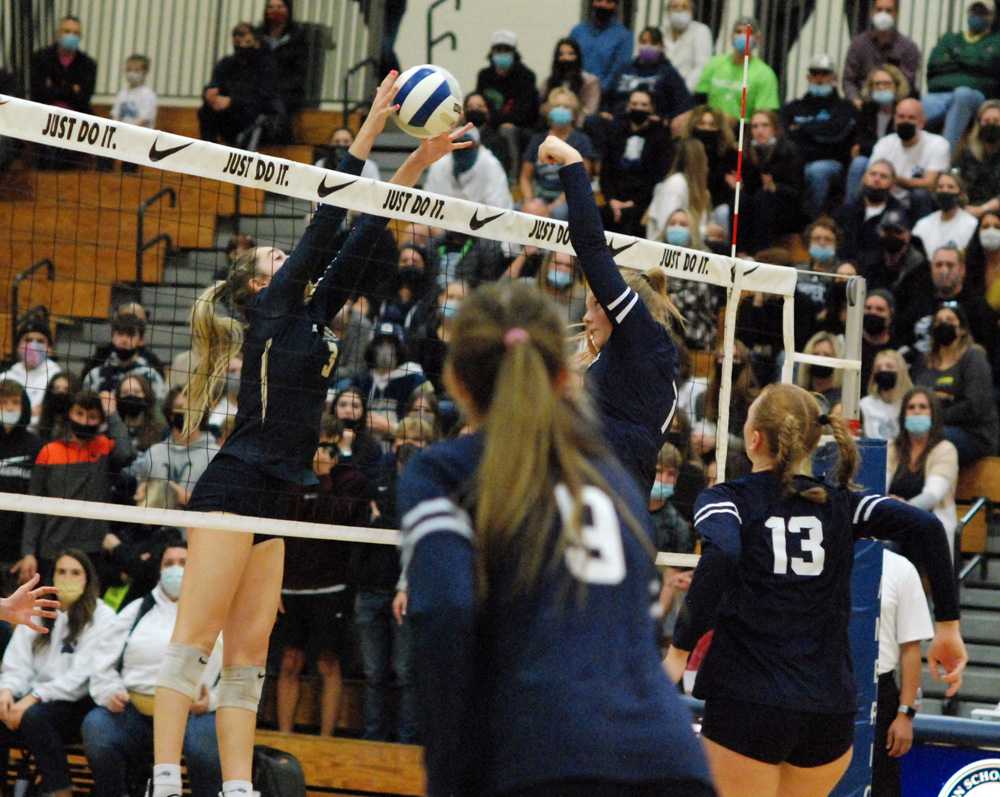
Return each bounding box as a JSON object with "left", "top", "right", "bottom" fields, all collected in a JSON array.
[
  {"left": 222, "top": 154, "right": 389, "bottom": 483},
  {"left": 560, "top": 163, "right": 677, "bottom": 496},
  {"left": 398, "top": 434, "right": 711, "bottom": 797},
  {"left": 674, "top": 472, "right": 958, "bottom": 714}
]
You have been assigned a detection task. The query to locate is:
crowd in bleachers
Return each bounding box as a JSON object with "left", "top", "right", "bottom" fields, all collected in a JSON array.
[{"left": 0, "top": 0, "right": 998, "bottom": 788}]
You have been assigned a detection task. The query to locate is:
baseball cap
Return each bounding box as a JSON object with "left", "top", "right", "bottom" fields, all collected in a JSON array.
[
  {"left": 808, "top": 53, "right": 836, "bottom": 73},
  {"left": 491, "top": 30, "right": 517, "bottom": 49},
  {"left": 969, "top": 0, "right": 995, "bottom": 13},
  {"left": 878, "top": 208, "right": 909, "bottom": 232}
]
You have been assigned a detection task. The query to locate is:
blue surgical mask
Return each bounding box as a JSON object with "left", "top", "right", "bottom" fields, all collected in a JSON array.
[
  {"left": 808, "top": 83, "right": 834, "bottom": 97},
  {"left": 452, "top": 147, "right": 478, "bottom": 175},
  {"left": 809, "top": 243, "right": 836, "bottom": 263},
  {"left": 548, "top": 106, "right": 574, "bottom": 127},
  {"left": 160, "top": 565, "right": 184, "bottom": 599},
  {"left": 666, "top": 225, "right": 692, "bottom": 246},
  {"left": 0, "top": 409, "right": 21, "bottom": 427},
  {"left": 872, "top": 89, "right": 896, "bottom": 106},
  {"left": 59, "top": 33, "right": 80, "bottom": 51},
  {"left": 904, "top": 414, "right": 932, "bottom": 436},
  {"left": 732, "top": 33, "right": 753, "bottom": 53},
  {"left": 546, "top": 269, "right": 573, "bottom": 289},
  {"left": 968, "top": 12, "right": 990, "bottom": 33},
  {"left": 491, "top": 52, "right": 514, "bottom": 71},
  {"left": 650, "top": 482, "right": 675, "bottom": 501},
  {"left": 440, "top": 303, "right": 459, "bottom": 318}
]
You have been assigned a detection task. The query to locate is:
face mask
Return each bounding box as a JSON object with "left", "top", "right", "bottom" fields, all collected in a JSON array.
[
  {"left": 339, "top": 417, "right": 359, "bottom": 431},
  {"left": 872, "top": 10, "right": 895, "bottom": 31},
  {"left": 809, "top": 244, "right": 836, "bottom": 263},
  {"left": 491, "top": 52, "right": 514, "bottom": 71},
  {"left": 70, "top": 419, "right": 100, "bottom": 440},
  {"left": 873, "top": 370, "right": 898, "bottom": 391},
  {"left": 932, "top": 322, "right": 958, "bottom": 347},
  {"left": 374, "top": 342, "right": 397, "bottom": 370},
  {"left": 547, "top": 270, "right": 574, "bottom": 289},
  {"left": 125, "top": 70, "right": 145, "bottom": 87},
  {"left": 452, "top": 147, "right": 478, "bottom": 174},
  {"left": 627, "top": 108, "right": 650, "bottom": 126},
  {"left": 812, "top": 365, "right": 834, "bottom": 380},
  {"left": 904, "top": 414, "right": 932, "bottom": 435},
  {"left": 732, "top": 33, "right": 754, "bottom": 53},
  {"left": 638, "top": 45, "right": 661, "bottom": 64},
  {"left": 398, "top": 267, "right": 426, "bottom": 289},
  {"left": 225, "top": 371, "right": 241, "bottom": 397},
  {"left": 693, "top": 129, "right": 718, "bottom": 150},
  {"left": 665, "top": 430, "right": 684, "bottom": 449},
  {"left": 19, "top": 340, "right": 47, "bottom": 370},
  {"left": 116, "top": 395, "right": 147, "bottom": 419},
  {"left": 863, "top": 313, "right": 888, "bottom": 335},
  {"left": 896, "top": 121, "right": 917, "bottom": 141},
  {"left": 548, "top": 106, "right": 574, "bottom": 127},
  {"left": 59, "top": 33, "right": 80, "bottom": 51},
  {"left": 808, "top": 83, "right": 834, "bottom": 98},
  {"left": 593, "top": 6, "right": 615, "bottom": 24},
  {"left": 54, "top": 576, "right": 85, "bottom": 606},
  {"left": 170, "top": 413, "right": 186, "bottom": 432},
  {"left": 556, "top": 58, "right": 578, "bottom": 72},
  {"left": 968, "top": 13, "right": 990, "bottom": 33},
  {"left": 235, "top": 44, "right": 256, "bottom": 57},
  {"left": 465, "top": 109, "right": 488, "bottom": 127},
  {"left": 114, "top": 345, "right": 136, "bottom": 362},
  {"left": 0, "top": 409, "right": 21, "bottom": 427},
  {"left": 872, "top": 89, "right": 896, "bottom": 106},
  {"left": 881, "top": 234, "right": 906, "bottom": 254},
  {"left": 863, "top": 185, "right": 889, "bottom": 204},
  {"left": 666, "top": 225, "right": 692, "bottom": 246},
  {"left": 935, "top": 191, "right": 960, "bottom": 211},
  {"left": 160, "top": 565, "right": 184, "bottom": 599},
  {"left": 48, "top": 393, "right": 71, "bottom": 415},
  {"left": 670, "top": 10, "right": 692, "bottom": 29},
  {"left": 980, "top": 227, "right": 1000, "bottom": 250},
  {"left": 440, "top": 303, "right": 459, "bottom": 319},
  {"left": 980, "top": 123, "right": 1000, "bottom": 144},
  {"left": 754, "top": 136, "right": 777, "bottom": 149},
  {"left": 650, "top": 482, "right": 675, "bottom": 501}
]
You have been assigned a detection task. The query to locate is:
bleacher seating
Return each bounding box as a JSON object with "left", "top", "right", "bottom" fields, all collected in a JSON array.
[{"left": 958, "top": 457, "right": 1000, "bottom": 554}]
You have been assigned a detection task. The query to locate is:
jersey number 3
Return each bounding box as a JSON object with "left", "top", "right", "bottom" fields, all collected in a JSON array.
[
  {"left": 766, "top": 516, "right": 825, "bottom": 576},
  {"left": 555, "top": 485, "right": 626, "bottom": 585}
]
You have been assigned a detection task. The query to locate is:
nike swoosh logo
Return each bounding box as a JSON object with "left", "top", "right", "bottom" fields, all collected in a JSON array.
[
  {"left": 257, "top": 672, "right": 266, "bottom": 679},
  {"left": 198, "top": 656, "right": 208, "bottom": 665},
  {"left": 317, "top": 176, "right": 358, "bottom": 198},
  {"left": 469, "top": 209, "right": 505, "bottom": 231},
  {"left": 148, "top": 138, "right": 193, "bottom": 162},
  {"left": 608, "top": 240, "right": 637, "bottom": 258}
]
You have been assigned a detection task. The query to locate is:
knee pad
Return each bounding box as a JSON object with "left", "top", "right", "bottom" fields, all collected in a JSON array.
[
  {"left": 156, "top": 643, "right": 209, "bottom": 701},
  {"left": 216, "top": 666, "right": 265, "bottom": 712}
]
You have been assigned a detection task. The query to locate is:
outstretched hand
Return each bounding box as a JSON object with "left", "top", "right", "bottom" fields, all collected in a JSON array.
[
  {"left": 413, "top": 123, "right": 476, "bottom": 168},
  {"left": 352, "top": 71, "right": 401, "bottom": 158},
  {"left": 0, "top": 574, "right": 59, "bottom": 634},
  {"left": 538, "top": 135, "right": 583, "bottom": 167}
]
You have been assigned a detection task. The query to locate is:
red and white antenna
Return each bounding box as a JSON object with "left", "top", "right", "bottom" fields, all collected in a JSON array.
[{"left": 730, "top": 25, "right": 752, "bottom": 258}]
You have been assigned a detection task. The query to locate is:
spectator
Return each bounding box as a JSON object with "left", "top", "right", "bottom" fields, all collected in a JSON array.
[
  {"left": 80, "top": 303, "right": 166, "bottom": 381},
  {"left": 649, "top": 442, "right": 694, "bottom": 557},
  {"left": 569, "top": 0, "right": 634, "bottom": 94},
  {"left": 401, "top": 392, "right": 445, "bottom": 441},
  {"left": 198, "top": 22, "right": 281, "bottom": 147},
  {"left": 0, "top": 550, "right": 113, "bottom": 797},
  {"left": 663, "top": 209, "right": 724, "bottom": 351},
  {"left": 424, "top": 128, "right": 513, "bottom": 209},
  {"left": 691, "top": 340, "right": 759, "bottom": 469},
  {"left": 696, "top": 16, "right": 779, "bottom": 119},
  {"left": 684, "top": 105, "right": 740, "bottom": 224},
  {"left": 256, "top": 0, "right": 308, "bottom": 117},
  {"left": 462, "top": 92, "right": 514, "bottom": 178},
  {"left": 520, "top": 88, "right": 595, "bottom": 220},
  {"left": 0, "top": 382, "right": 41, "bottom": 580},
  {"left": 662, "top": 0, "right": 713, "bottom": 94},
  {"left": 376, "top": 245, "right": 438, "bottom": 333},
  {"left": 434, "top": 229, "right": 507, "bottom": 287},
  {"left": 535, "top": 252, "right": 587, "bottom": 324},
  {"left": 842, "top": 0, "right": 922, "bottom": 105},
  {"left": 737, "top": 110, "right": 806, "bottom": 255},
  {"left": 870, "top": 98, "right": 950, "bottom": 220},
  {"left": 36, "top": 373, "right": 79, "bottom": 444},
  {"left": 835, "top": 159, "right": 909, "bottom": 270},
  {"left": 604, "top": 26, "right": 692, "bottom": 130},
  {"left": 82, "top": 313, "right": 166, "bottom": 401},
  {"left": 115, "top": 375, "right": 166, "bottom": 454},
  {"left": 598, "top": 88, "right": 673, "bottom": 236},
  {"left": 110, "top": 54, "right": 156, "bottom": 129},
  {"left": 645, "top": 137, "right": 712, "bottom": 242},
  {"left": 797, "top": 331, "right": 845, "bottom": 412},
  {"left": 315, "top": 127, "right": 381, "bottom": 181},
  {"left": 924, "top": 0, "right": 1000, "bottom": 151},
  {"left": 782, "top": 54, "right": 858, "bottom": 217},
  {"left": 968, "top": 211, "right": 1000, "bottom": 306},
  {"left": 15, "top": 391, "right": 134, "bottom": 590},
  {"left": 330, "top": 386, "right": 380, "bottom": 484},
  {"left": 276, "top": 416, "right": 367, "bottom": 737},
  {"left": 475, "top": 29, "right": 540, "bottom": 167},
  {"left": 888, "top": 387, "right": 960, "bottom": 555},
  {"left": 912, "top": 171, "right": 978, "bottom": 255},
  {"left": 955, "top": 99, "right": 1000, "bottom": 218},
  {"left": 665, "top": 407, "right": 708, "bottom": 525},
  {"left": 503, "top": 199, "right": 551, "bottom": 281},
  {"left": 861, "top": 289, "right": 901, "bottom": 387},
  {"left": 412, "top": 282, "right": 468, "bottom": 397},
  {"left": 864, "top": 208, "right": 929, "bottom": 295},
  {"left": 328, "top": 301, "right": 375, "bottom": 391},
  {"left": 913, "top": 302, "right": 999, "bottom": 465},
  {"left": 357, "top": 322, "right": 431, "bottom": 441},
  {"left": 794, "top": 216, "right": 846, "bottom": 344},
  {"left": 84, "top": 542, "right": 222, "bottom": 797},
  {"left": 0, "top": 309, "right": 61, "bottom": 427},
  {"left": 846, "top": 65, "right": 909, "bottom": 205},
  {"left": 541, "top": 38, "right": 601, "bottom": 119},
  {"left": 861, "top": 348, "right": 913, "bottom": 441}
]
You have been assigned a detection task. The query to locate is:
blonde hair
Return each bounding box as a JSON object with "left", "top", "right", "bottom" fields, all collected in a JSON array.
[
  {"left": 797, "top": 331, "right": 844, "bottom": 390},
  {"left": 544, "top": 86, "right": 581, "bottom": 120},
  {"left": 666, "top": 208, "right": 706, "bottom": 250},
  {"left": 863, "top": 63, "right": 910, "bottom": 103},
  {"left": 866, "top": 349, "right": 912, "bottom": 401},
  {"left": 684, "top": 105, "right": 737, "bottom": 154},
  {"left": 670, "top": 138, "right": 711, "bottom": 219},
  {"left": 394, "top": 416, "right": 434, "bottom": 446},
  {"left": 964, "top": 99, "right": 1000, "bottom": 161},
  {"left": 139, "top": 477, "right": 181, "bottom": 511},
  {"left": 656, "top": 442, "right": 682, "bottom": 471}
]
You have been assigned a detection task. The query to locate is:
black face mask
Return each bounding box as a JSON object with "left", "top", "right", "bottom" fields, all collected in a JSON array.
[
  {"left": 935, "top": 191, "right": 959, "bottom": 211},
  {"left": 465, "top": 109, "right": 488, "bottom": 127},
  {"left": 626, "top": 109, "right": 650, "bottom": 126},
  {"left": 48, "top": 393, "right": 71, "bottom": 415},
  {"left": 863, "top": 185, "right": 889, "bottom": 204},
  {"left": 981, "top": 124, "right": 1000, "bottom": 144},
  {"left": 873, "top": 370, "right": 897, "bottom": 391},
  {"left": 556, "top": 58, "right": 578, "bottom": 72},
  {"left": 114, "top": 345, "right": 136, "bottom": 362},
  {"left": 398, "top": 267, "right": 426, "bottom": 290},
  {"left": 339, "top": 417, "right": 360, "bottom": 431},
  {"left": 170, "top": 413, "right": 186, "bottom": 432},
  {"left": 812, "top": 365, "right": 834, "bottom": 380},
  {"left": 863, "top": 313, "right": 888, "bottom": 335},
  {"left": 896, "top": 121, "right": 917, "bottom": 141},
  {"left": 593, "top": 6, "right": 615, "bottom": 24},
  {"left": 881, "top": 234, "right": 906, "bottom": 254},
  {"left": 235, "top": 44, "right": 256, "bottom": 58},
  {"left": 665, "top": 430, "right": 685, "bottom": 449},
  {"left": 932, "top": 322, "right": 958, "bottom": 347},
  {"left": 693, "top": 129, "right": 719, "bottom": 151},
  {"left": 69, "top": 419, "right": 99, "bottom": 441},
  {"left": 117, "top": 395, "right": 147, "bottom": 419}
]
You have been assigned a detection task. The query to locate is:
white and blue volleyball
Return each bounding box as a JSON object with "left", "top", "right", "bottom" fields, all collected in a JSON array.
[{"left": 393, "top": 64, "right": 463, "bottom": 139}]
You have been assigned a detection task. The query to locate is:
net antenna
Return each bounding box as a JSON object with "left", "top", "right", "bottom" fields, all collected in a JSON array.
[{"left": 0, "top": 96, "right": 864, "bottom": 558}]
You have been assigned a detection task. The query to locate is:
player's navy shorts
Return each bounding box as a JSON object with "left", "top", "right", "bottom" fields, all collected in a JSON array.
[
  {"left": 701, "top": 697, "right": 854, "bottom": 767},
  {"left": 187, "top": 453, "right": 309, "bottom": 544}
]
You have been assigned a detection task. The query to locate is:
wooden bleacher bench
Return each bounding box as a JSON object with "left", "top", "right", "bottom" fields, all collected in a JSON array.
[{"left": 957, "top": 456, "right": 1000, "bottom": 554}]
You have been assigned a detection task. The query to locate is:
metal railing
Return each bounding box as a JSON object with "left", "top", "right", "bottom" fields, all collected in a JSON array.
[
  {"left": 957, "top": 497, "right": 993, "bottom": 587},
  {"left": 136, "top": 187, "right": 176, "bottom": 288},
  {"left": 10, "top": 258, "right": 54, "bottom": 359},
  {"left": 427, "top": 0, "right": 461, "bottom": 64}
]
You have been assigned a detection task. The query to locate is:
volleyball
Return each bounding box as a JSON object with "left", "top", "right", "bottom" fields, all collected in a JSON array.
[{"left": 392, "top": 64, "right": 463, "bottom": 139}]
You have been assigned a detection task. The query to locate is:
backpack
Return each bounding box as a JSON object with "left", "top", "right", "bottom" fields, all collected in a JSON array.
[{"left": 252, "top": 746, "right": 306, "bottom": 797}]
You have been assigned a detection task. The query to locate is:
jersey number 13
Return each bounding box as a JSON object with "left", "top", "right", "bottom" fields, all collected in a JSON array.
[{"left": 766, "top": 516, "right": 825, "bottom": 576}]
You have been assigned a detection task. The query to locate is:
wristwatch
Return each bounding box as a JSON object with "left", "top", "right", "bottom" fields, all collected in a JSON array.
[{"left": 898, "top": 704, "right": 916, "bottom": 718}]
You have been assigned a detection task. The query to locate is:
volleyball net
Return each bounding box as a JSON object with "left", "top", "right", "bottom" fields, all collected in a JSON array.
[{"left": 0, "top": 95, "right": 864, "bottom": 570}]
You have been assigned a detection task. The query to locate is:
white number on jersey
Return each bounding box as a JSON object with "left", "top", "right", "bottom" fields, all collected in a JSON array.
[
  {"left": 766, "top": 515, "right": 825, "bottom": 576},
  {"left": 555, "top": 485, "right": 626, "bottom": 585}
]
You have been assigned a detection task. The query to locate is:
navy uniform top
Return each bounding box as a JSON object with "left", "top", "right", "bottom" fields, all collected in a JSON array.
[
  {"left": 222, "top": 153, "right": 389, "bottom": 484},
  {"left": 398, "top": 434, "right": 712, "bottom": 796},
  {"left": 674, "top": 472, "right": 959, "bottom": 714},
  {"left": 559, "top": 162, "right": 677, "bottom": 496}
]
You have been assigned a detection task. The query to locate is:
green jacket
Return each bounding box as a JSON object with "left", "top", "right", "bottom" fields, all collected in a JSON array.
[{"left": 927, "top": 31, "right": 1000, "bottom": 96}]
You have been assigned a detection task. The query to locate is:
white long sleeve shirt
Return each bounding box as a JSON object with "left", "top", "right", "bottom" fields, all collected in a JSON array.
[
  {"left": 0, "top": 601, "right": 115, "bottom": 702},
  {"left": 423, "top": 149, "right": 514, "bottom": 210},
  {"left": 89, "top": 585, "right": 222, "bottom": 710}
]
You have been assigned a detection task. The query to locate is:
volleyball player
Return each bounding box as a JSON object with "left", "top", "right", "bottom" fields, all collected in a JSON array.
[
  {"left": 397, "top": 281, "right": 714, "bottom": 797},
  {"left": 663, "top": 383, "right": 967, "bottom": 797},
  {"left": 150, "top": 73, "right": 473, "bottom": 797},
  {"left": 537, "top": 135, "right": 682, "bottom": 495}
]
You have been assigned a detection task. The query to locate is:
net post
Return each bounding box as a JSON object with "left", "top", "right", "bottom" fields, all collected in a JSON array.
[
  {"left": 841, "top": 275, "right": 866, "bottom": 421},
  {"left": 781, "top": 293, "right": 796, "bottom": 384},
  {"left": 715, "top": 262, "right": 747, "bottom": 478}
]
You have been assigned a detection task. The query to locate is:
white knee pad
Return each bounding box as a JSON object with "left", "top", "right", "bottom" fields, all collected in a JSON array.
[
  {"left": 217, "top": 666, "right": 266, "bottom": 712},
  {"left": 156, "top": 643, "right": 209, "bottom": 700}
]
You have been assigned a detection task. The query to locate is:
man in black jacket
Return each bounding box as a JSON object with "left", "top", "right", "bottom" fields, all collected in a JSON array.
[
  {"left": 781, "top": 54, "right": 858, "bottom": 217},
  {"left": 198, "top": 22, "right": 282, "bottom": 147},
  {"left": 835, "top": 158, "right": 910, "bottom": 269}
]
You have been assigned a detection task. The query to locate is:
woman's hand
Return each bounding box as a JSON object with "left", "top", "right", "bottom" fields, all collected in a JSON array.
[
  {"left": 927, "top": 621, "right": 967, "bottom": 697},
  {"left": 538, "top": 135, "right": 583, "bottom": 167},
  {"left": 0, "top": 574, "right": 59, "bottom": 633},
  {"left": 351, "top": 71, "right": 400, "bottom": 159},
  {"left": 10, "top": 555, "right": 38, "bottom": 586},
  {"left": 5, "top": 695, "right": 38, "bottom": 731},
  {"left": 663, "top": 645, "right": 689, "bottom": 684},
  {"left": 0, "top": 689, "right": 14, "bottom": 722},
  {"left": 105, "top": 691, "right": 130, "bottom": 714},
  {"left": 412, "top": 123, "right": 476, "bottom": 169},
  {"left": 392, "top": 591, "right": 408, "bottom": 625}
]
